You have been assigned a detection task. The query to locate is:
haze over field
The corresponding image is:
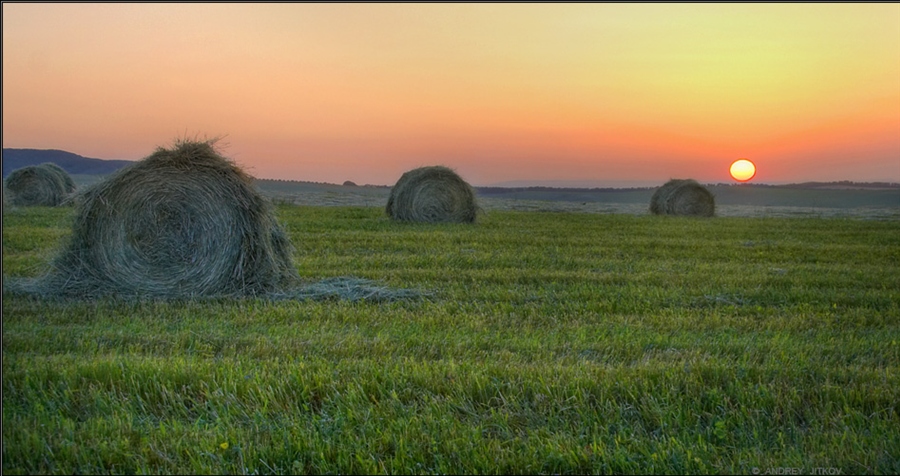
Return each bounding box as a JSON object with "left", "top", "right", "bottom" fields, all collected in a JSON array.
[{"left": 3, "top": 3, "right": 899, "bottom": 186}]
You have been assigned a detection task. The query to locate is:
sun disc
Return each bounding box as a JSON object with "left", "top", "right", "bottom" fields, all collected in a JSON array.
[{"left": 730, "top": 159, "right": 756, "bottom": 182}]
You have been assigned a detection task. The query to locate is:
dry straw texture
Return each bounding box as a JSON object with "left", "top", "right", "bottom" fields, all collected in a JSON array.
[
  {"left": 12, "top": 140, "right": 299, "bottom": 299},
  {"left": 4, "top": 162, "right": 76, "bottom": 206},
  {"left": 386, "top": 166, "right": 479, "bottom": 223},
  {"left": 649, "top": 179, "right": 716, "bottom": 217},
  {"left": 4, "top": 140, "right": 423, "bottom": 302},
  {"left": 41, "top": 162, "right": 78, "bottom": 194}
]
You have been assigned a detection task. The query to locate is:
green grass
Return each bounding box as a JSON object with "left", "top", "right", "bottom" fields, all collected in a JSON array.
[{"left": 3, "top": 205, "right": 899, "bottom": 474}]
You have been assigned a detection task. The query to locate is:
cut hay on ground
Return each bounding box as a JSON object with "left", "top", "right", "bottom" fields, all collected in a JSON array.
[
  {"left": 272, "top": 277, "right": 426, "bottom": 302},
  {"left": 4, "top": 162, "right": 76, "bottom": 206},
  {"left": 12, "top": 140, "right": 299, "bottom": 298},
  {"left": 386, "top": 165, "right": 479, "bottom": 223},
  {"left": 650, "top": 179, "right": 716, "bottom": 217}
]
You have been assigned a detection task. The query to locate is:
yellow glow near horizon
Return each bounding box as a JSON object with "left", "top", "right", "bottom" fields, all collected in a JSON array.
[{"left": 730, "top": 159, "right": 757, "bottom": 182}]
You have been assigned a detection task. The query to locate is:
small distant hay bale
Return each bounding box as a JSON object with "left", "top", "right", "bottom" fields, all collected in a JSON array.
[
  {"left": 4, "top": 162, "right": 75, "bottom": 206},
  {"left": 343, "top": 180, "right": 357, "bottom": 187},
  {"left": 22, "top": 140, "right": 299, "bottom": 298},
  {"left": 386, "top": 166, "right": 479, "bottom": 223},
  {"left": 649, "top": 179, "right": 715, "bottom": 217},
  {"left": 40, "top": 162, "right": 77, "bottom": 194}
]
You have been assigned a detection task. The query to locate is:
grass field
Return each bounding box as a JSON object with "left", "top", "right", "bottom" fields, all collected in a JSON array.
[{"left": 3, "top": 204, "right": 899, "bottom": 474}]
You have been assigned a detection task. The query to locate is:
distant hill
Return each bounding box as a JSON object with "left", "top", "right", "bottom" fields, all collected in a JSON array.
[
  {"left": 2, "top": 148, "right": 134, "bottom": 178},
  {"left": 3, "top": 147, "right": 897, "bottom": 199}
]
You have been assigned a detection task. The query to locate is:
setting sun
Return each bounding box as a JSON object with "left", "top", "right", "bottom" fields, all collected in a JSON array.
[{"left": 730, "top": 159, "right": 757, "bottom": 182}]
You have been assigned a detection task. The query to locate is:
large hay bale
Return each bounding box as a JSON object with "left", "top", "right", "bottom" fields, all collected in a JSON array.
[
  {"left": 649, "top": 179, "right": 715, "bottom": 217},
  {"left": 21, "top": 140, "right": 299, "bottom": 298},
  {"left": 3, "top": 162, "right": 74, "bottom": 206},
  {"left": 386, "top": 165, "right": 479, "bottom": 223}
]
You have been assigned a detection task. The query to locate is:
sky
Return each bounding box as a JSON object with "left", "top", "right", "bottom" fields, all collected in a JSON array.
[{"left": 3, "top": 3, "right": 899, "bottom": 187}]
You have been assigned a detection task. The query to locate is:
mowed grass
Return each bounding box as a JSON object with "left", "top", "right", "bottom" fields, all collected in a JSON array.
[{"left": 2, "top": 204, "right": 899, "bottom": 474}]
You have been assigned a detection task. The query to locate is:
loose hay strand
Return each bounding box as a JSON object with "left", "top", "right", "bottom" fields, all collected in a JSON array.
[
  {"left": 273, "top": 277, "right": 428, "bottom": 302},
  {"left": 386, "top": 165, "right": 479, "bottom": 223}
]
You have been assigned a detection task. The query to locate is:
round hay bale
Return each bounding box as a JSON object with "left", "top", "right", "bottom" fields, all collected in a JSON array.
[
  {"left": 30, "top": 140, "right": 298, "bottom": 298},
  {"left": 386, "top": 165, "right": 479, "bottom": 223},
  {"left": 3, "top": 163, "right": 73, "bottom": 206},
  {"left": 649, "top": 179, "right": 682, "bottom": 215},
  {"left": 649, "top": 179, "right": 715, "bottom": 217},
  {"left": 40, "top": 162, "right": 77, "bottom": 194}
]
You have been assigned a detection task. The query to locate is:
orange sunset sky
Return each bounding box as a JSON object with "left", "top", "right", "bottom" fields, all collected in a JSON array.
[{"left": 3, "top": 3, "right": 899, "bottom": 186}]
